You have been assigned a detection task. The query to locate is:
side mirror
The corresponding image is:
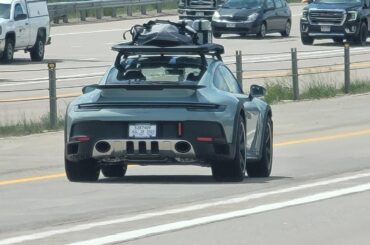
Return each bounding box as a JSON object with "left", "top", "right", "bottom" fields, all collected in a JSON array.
[
  {"left": 14, "top": 13, "right": 27, "bottom": 21},
  {"left": 250, "top": 84, "right": 266, "bottom": 98},
  {"left": 82, "top": 84, "right": 98, "bottom": 94}
]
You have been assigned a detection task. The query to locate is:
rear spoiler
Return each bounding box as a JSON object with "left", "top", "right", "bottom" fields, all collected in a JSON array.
[
  {"left": 82, "top": 84, "right": 205, "bottom": 93},
  {"left": 78, "top": 102, "right": 226, "bottom": 111}
]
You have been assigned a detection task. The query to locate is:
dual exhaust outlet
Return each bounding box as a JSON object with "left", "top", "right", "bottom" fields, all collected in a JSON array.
[{"left": 95, "top": 140, "right": 192, "bottom": 154}]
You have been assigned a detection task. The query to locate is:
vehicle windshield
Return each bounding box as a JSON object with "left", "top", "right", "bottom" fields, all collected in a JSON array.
[
  {"left": 106, "top": 55, "right": 206, "bottom": 85},
  {"left": 0, "top": 4, "right": 11, "bottom": 19},
  {"left": 313, "top": 0, "right": 361, "bottom": 3},
  {"left": 222, "top": 0, "right": 263, "bottom": 9}
]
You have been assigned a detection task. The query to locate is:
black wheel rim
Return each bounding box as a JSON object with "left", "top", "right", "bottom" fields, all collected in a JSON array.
[
  {"left": 261, "top": 24, "right": 266, "bottom": 37},
  {"left": 286, "top": 22, "right": 291, "bottom": 35},
  {"left": 6, "top": 43, "right": 13, "bottom": 60},
  {"left": 239, "top": 122, "right": 246, "bottom": 174},
  {"left": 265, "top": 122, "right": 272, "bottom": 171},
  {"left": 38, "top": 41, "right": 44, "bottom": 57}
]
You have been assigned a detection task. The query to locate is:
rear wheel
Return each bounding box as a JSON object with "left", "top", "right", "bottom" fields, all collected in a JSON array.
[
  {"left": 280, "top": 20, "right": 291, "bottom": 37},
  {"left": 65, "top": 158, "right": 100, "bottom": 182},
  {"left": 212, "top": 117, "right": 246, "bottom": 182},
  {"left": 301, "top": 35, "right": 314, "bottom": 45},
  {"left": 257, "top": 22, "right": 267, "bottom": 38},
  {"left": 246, "top": 117, "right": 273, "bottom": 177},
  {"left": 101, "top": 164, "right": 127, "bottom": 178},
  {"left": 30, "top": 33, "right": 45, "bottom": 61},
  {"left": 1, "top": 38, "right": 14, "bottom": 63},
  {"left": 213, "top": 32, "right": 222, "bottom": 38}
]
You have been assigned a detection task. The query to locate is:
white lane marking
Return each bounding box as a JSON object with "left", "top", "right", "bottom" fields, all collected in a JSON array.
[
  {"left": 69, "top": 183, "right": 370, "bottom": 245},
  {"left": 0, "top": 72, "right": 105, "bottom": 87},
  {"left": 79, "top": 58, "right": 98, "bottom": 61},
  {"left": 51, "top": 28, "right": 129, "bottom": 37},
  {"left": 0, "top": 76, "right": 101, "bottom": 88},
  {"left": 223, "top": 47, "right": 369, "bottom": 64},
  {"left": 1, "top": 172, "right": 370, "bottom": 245}
]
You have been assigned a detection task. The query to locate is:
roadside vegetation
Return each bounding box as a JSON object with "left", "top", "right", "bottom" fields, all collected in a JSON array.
[
  {"left": 263, "top": 78, "right": 370, "bottom": 104},
  {"left": 0, "top": 114, "right": 64, "bottom": 137},
  {"left": 1, "top": 78, "right": 370, "bottom": 137}
]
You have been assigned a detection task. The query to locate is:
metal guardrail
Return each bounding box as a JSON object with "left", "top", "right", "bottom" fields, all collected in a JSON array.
[{"left": 48, "top": 0, "right": 165, "bottom": 23}]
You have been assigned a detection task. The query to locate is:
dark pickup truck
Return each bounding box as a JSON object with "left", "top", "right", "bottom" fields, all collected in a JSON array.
[{"left": 300, "top": 0, "right": 370, "bottom": 45}]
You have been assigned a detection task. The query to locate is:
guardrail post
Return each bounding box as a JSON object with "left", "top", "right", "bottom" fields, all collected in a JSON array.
[
  {"left": 127, "top": 6, "right": 133, "bottom": 16},
  {"left": 344, "top": 43, "right": 350, "bottom": 94},
  {"left": 141, "top": 6, "right": 147, "bottom": 15},
  {"left": 53, "top": 17, "right": 59, "bottom": 24},
  {"left": 62, "top": 15, "right": 68, "bottom": 23},
  {"left": 48, "top": 63, "right": 58, "bottom": 129},
  {"left": 291, "top": 48, "right": 299, "bottom": 101},
  {"left": 96, "top": 8, "right": 103, "bottom": 19},
  {"left": 156, "top": 2, "right": 162, "bottom": 13},
  {"left": 235, "top": 50, "right": 243, "bottom": 88},
  {"left": 111, "top": 8, "right": 117, "bottom": 17},
  {"left": 80, "top": 10, "right": 87, "bottom": 21}
]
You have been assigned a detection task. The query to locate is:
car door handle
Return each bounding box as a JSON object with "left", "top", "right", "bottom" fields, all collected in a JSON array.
[{"left": 25, "top": 23, "right": 29, "bottom": 25}]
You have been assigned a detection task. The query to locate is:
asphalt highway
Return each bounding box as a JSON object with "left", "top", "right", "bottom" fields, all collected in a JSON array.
[
  {"left": 1, "top": 4, "right": 370, "bottom": 123},
  {"left": 0, "top": 93, "right": 370, "bottom": 244}
]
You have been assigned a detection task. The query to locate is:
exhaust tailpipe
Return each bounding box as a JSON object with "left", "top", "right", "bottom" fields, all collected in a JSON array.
[
  {"left": 175, "top": 141, "right": 191, "bottom": 153},
  {"left": 95, "top": 141, "right": 111, "bottom": 153}
]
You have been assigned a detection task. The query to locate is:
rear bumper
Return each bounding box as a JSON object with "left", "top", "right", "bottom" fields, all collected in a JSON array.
[{"left": 65, "top": 120, "right": 236, "bottom": 164}]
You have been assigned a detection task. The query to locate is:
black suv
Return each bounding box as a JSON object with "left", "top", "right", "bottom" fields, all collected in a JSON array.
[{"left": 300, "top": 0, "right": 370, "bottom": 45}]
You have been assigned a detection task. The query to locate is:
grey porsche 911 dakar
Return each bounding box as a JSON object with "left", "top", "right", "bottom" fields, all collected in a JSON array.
[{"left": 64, "top": 20, "right": 273, "bottom": 182}]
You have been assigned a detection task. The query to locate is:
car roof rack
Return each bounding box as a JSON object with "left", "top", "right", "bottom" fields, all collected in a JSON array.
[{"left": 112, "top": 43, "right": 224, "bottom": 71}]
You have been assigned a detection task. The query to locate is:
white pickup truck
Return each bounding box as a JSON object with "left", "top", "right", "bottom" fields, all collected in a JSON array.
[{"left": 0, "top": 0, "right": 51, "bottom": 63}]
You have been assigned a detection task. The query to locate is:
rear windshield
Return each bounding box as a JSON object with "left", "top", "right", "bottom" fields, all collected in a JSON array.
[
  {"left": 0, "top": 4, "right": 11, "bottom": 19},
  {"left": 106, "top": 56, "right": 206, "bottom": 85}
]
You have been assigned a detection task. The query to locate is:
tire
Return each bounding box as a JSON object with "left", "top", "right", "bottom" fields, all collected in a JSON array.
[
  {"left": 246, "top": 117, "right": 273, "bottom": 177},
  {"left": 65, "top": 158, "right": 100, "bottom": 182},
  {"left": 333, "top": 37, "right": 343, "bottom": 44},
  {"left": 1, "top": 38, "right": 14, "bottom": 64},
  {"left": 301, "top": 35, "right": 314, "bottom": 45},
  {"left": 101, "top": 164, "right": 127, "bottom": 178},
  {"left": 212, "top": 117, "right": 246, "bottom": 182},
  {"left": 213, "top": 32, "right": 222, "bottom": 38},
  {"left": 280, "top": 20, "right": 291, "bottom": 37},
  {"left": 257, "top": 22, "right": 267, "bottom": 38},
  {"left": 354, "top": 22, "right": 368, "bottom": 46},
  {"left": 30, "top": 34, "right": 45, "bottom": 61}
]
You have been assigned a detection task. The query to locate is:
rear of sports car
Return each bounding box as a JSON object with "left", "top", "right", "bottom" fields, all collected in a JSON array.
[
  {"left": 64, "top": 55, "right": 241, "bottom": 181},
  {"left": 64, "top": 87, "right": 239, "bottom": 179}
]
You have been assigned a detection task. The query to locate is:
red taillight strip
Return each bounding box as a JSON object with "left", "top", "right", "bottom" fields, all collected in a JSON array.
[
  {"left": 178, "top": 122, "right": 183, "bottom": 137},
  {"left": 70, "top": 135, "right": 90, "bottom": 142},
  {"left": 196, "top": 137, "right": 214, "bottom": 142}
]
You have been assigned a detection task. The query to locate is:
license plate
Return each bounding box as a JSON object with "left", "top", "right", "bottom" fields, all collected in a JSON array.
[
  {"left": 321, "top": 26, "right": 331, "bottom": 32},
  {"left": 226, "top": 23, "right": 236, "bottom": 28},
  {"left": 195, "top": 12, "right": 204, "bottom": 16},
  {"left": 129, "top": 124, "right": 156, "bottom": 138}
]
